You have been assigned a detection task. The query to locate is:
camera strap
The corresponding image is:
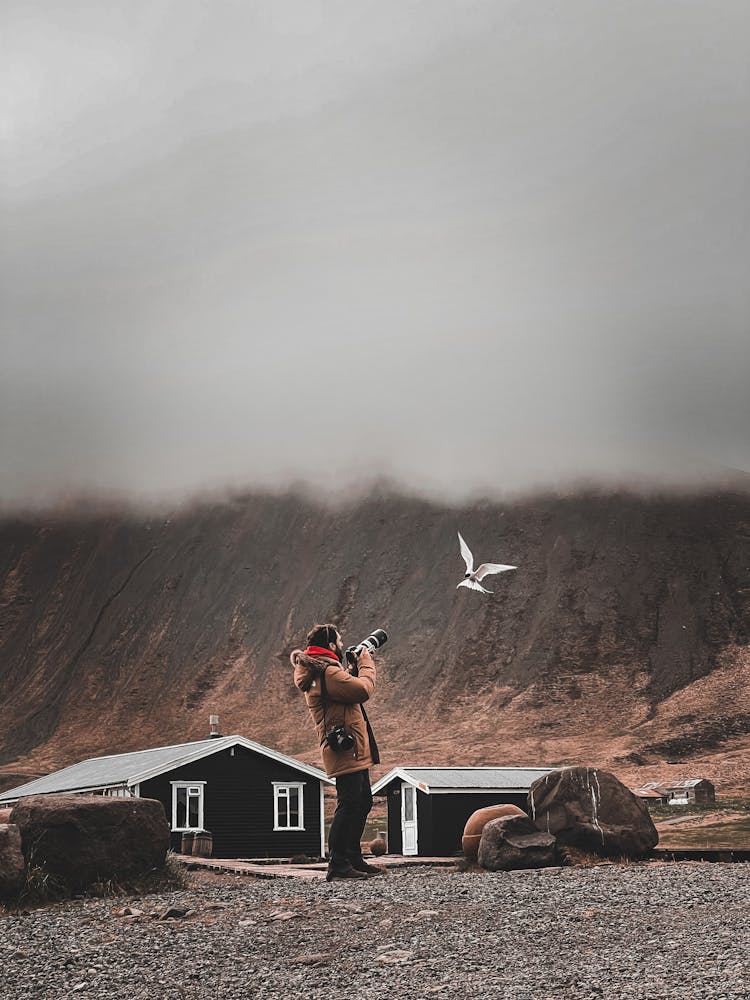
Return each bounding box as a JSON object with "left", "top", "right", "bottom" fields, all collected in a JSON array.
[
  {"left": 360, "top": 703, "right": 380, "bottom": 765},
  {"left": 319, "top": 668, "right": 331, "bottom": 742}
]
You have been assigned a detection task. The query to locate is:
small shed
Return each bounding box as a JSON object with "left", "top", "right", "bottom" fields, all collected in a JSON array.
[
  {"left": 371, "top": 766, "right": 553, "bottom": 856},
  {"left": 638, "top": 778, "right": 716, "bottom": 806},
  {"left": 663, "top": 778, "right": 716, "bottom": 805},
  {"left": 631, "top": 787, "right": 669, "bottom": 807},
  {"left": 0, "top": 734, "right": 332, "bottom": 859}
]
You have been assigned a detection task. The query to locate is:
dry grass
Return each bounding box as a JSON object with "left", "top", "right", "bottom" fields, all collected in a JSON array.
[
  {"left": 560, "top": 845, "right": 643, "bottom": 867},
  {"left": 17, "top": 861, "right": 69, "bottom": 906},
  {"left": 6, "top": 850, "right": 187, "bottom": 910}
]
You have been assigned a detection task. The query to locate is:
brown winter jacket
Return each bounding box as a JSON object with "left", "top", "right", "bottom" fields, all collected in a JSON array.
[{"left": 291, "top": 649, "right": 377, "bottom": 778}]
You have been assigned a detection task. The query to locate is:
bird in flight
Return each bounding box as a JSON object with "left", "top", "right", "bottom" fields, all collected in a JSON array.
[{"left": 457, "top": 531, "right": 516, "bottom": 594}]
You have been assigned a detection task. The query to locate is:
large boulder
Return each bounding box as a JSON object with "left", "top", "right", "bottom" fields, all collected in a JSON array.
[
  {"left": 0, "top": 824, "right": 25, "bottom": 898},
  {"left": 528, "top": 767, "right": 658, "bottom": 859},
  {"left": 462, "top": 804, "right": 527, "bottom": 863},
  {"left": 10, "top": 794, "right": 170, "bottom": 888},
  {"left": 477, "top": 813, "right": 557, "bottom": 871}
]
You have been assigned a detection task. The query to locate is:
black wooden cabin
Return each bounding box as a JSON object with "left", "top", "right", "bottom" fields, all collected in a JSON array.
[
  {"left": 372, "top": 767, "right": 553, "bottom": 856},
  {"left": 0, "top": 735, "right": 332, "bottom": 859}
]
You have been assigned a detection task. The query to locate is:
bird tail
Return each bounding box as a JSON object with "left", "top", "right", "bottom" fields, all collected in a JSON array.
[{"left": 457, "top": 579, "right": 493, "bottom": 595}]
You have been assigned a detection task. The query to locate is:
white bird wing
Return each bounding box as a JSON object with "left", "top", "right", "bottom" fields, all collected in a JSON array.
[
  {"left": 457, "top": 578, "right": 493, "bottom": 594},
  {"left": 474, "top": 562, "right": 517, "bottom": 581},
  {"left": 457, "top": 531, "right": 474, "bottom": 574}
]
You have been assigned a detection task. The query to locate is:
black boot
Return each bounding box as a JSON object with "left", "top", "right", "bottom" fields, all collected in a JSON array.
[
  {"left": 349, "top": 857, "right": 385, "bottom": 876},
  {"left": 325, "top": 864, "right": 369, "bottom": 882}
]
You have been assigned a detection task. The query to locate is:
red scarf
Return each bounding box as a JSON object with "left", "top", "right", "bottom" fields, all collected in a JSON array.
[{"left": 304, "top": 645, "right": 340, "bottom": 662}]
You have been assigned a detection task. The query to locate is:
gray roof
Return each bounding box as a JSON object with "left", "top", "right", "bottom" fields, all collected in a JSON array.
[
  {"left": 0, "top": 735, "right": 331, "bottom": 803},
  {"left": 639, "top": 778, "right": 711, "bottom": 792},
  {"left": 371, "top": 766, "right": 553, "bottom": 795}
]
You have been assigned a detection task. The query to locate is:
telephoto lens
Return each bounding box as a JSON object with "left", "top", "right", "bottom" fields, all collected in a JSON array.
[{"left": 346, "top": 628, "right": 388, "bottom": 665}]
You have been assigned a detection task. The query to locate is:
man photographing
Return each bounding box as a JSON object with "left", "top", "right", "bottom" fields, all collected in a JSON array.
[{"left": 291, "top": 623, "right": 383, "bottom": 881}]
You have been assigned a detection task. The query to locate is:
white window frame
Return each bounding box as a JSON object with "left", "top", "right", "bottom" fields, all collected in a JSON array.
[
  {"left": 273, "top": 782, "right": 305, "bottom": 831},
  {"left": 171, "top": 781, "right": 206, "bottom": 831}
]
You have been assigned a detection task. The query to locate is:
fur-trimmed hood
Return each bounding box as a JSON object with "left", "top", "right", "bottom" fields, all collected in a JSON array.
[{"left": 290, "top": 648, "right": 333, "bottom": 692}]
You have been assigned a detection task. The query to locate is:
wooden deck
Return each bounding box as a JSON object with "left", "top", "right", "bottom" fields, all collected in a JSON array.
[{"left": 174, "top": 854, "right": 458, "bottom": 880}]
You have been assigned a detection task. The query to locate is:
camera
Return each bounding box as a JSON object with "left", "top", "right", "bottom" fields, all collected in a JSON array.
[
  {"left": 324, "top": 725, "right": 355, "bottom": 752},
  {"left": 345, "top": 628, "right": 388, "bottom": 666}
]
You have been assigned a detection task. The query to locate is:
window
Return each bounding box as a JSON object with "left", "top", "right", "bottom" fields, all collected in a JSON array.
[
  {"left": 403, "top": 785, "right": 415, "bottom": 821},
  {"left": 171, "top": 781, "right": 206, "bottom": 831},
  {"left": 273, "top": 783, "right": 305, "bottom": 831}
]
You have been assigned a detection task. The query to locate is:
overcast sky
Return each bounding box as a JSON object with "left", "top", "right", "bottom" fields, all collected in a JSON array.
[{"left": 2, "top": 0, "right": 749, "bottom": 507}]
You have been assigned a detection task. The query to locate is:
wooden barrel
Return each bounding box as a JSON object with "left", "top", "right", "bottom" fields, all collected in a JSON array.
[
  {"left": 180, "top": 832, "right": 195, "bottom": 855},
  {"left": 462, "top": 805, "right": 526, "bottom": 863},
  {"left": 192, "top": 830, "right": 213, "bottom": 858}
]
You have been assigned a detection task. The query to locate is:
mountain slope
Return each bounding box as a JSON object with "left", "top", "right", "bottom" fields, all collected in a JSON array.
[{"left": 1, "top": 489, "right": 749, "bottom": 793}]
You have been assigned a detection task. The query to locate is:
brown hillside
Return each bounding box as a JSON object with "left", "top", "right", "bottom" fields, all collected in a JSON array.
[{"left": 1, "top": 489, "right": 749, "bottom": 794}]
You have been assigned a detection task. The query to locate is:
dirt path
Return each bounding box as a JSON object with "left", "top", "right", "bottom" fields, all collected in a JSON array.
[{"left": 655, "top": 810, "right": 746, "bottom": 830}]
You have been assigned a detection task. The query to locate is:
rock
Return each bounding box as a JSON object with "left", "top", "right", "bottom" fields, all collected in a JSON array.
[
  {"left": 477, "top": 814, "right": 558, "bottom": 871},
  {"left": 112, "top": 906, "right": 145, "bottom": 917},
  {"left": 9, "top": 794, "right": 170, "bottom": 889},
  {"left": 157, "top": 906, "right": 189, "bottom": 920},
  {"left": 0, "top": 808, "right": 13, "bottom": 823},
  {"left": 528, "top": 767, "right": 658, "bottom": 859},
  {"left": 462, "top": 804, "right": 527, "bottom": 863},
  {"left": 267, "top": 908, "right": 300, "bottom": 921},
  {"left": 376, "top": 950, "right": 414, "bottom": 964},
  {"left": 0, "top": 823, "right": 25, "bottom": 898}
]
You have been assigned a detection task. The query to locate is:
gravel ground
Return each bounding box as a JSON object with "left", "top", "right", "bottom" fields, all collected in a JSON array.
[{"left": 2, "top": 863, "right": 749, "bottom": 1000}]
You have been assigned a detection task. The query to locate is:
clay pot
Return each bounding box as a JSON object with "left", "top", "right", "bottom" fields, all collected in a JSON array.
[
  {"left": 462, "top": 804, "right": 527, "bottom": 863},
  {"left": 370, "top": 831, "right": 387, "bottom": 856}
]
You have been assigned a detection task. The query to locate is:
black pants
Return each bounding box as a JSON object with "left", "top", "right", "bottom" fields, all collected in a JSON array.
[{"left": 328, "top": 769, "right": 373, "bottom": 870}]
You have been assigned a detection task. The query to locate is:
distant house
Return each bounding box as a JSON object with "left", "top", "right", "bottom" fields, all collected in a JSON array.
[
  {"left": 663, "top": 778, "right": 716, "bottom": 805},
  {"left": 638, "top": 778, "right": 716, "bottom": 806},
  {"left": 371, "top": 766, "right": 552, "bottom": 856},
  {"left": 0, "top": 732, "right": 332, "bottom": 859}
]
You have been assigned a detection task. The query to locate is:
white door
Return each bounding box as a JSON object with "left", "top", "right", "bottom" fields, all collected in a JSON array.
[{"left": 401, "top": 782, "right": 418, "bottom": 855}]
